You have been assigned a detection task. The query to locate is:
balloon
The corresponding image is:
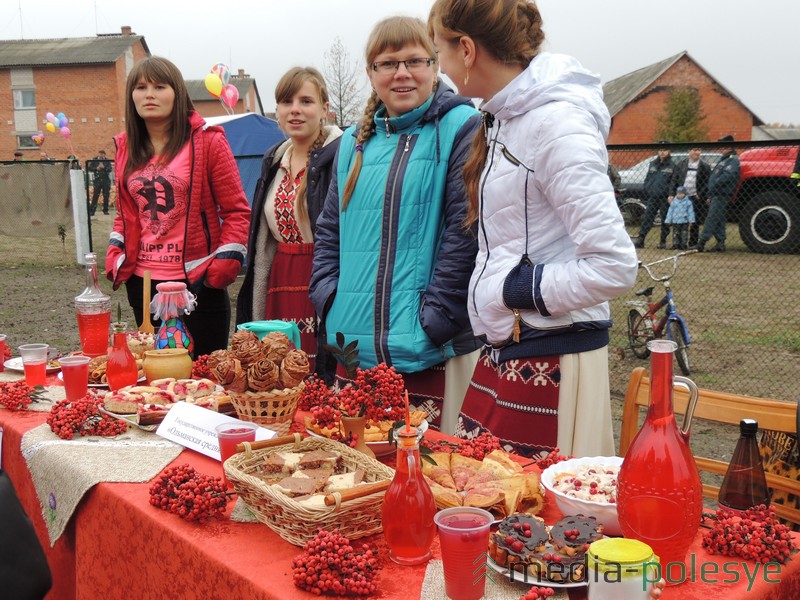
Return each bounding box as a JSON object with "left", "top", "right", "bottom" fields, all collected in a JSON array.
[
  {"left": 211, "top": 63, "right": 231, "bottom": 86},
  {"left": 59, "top": 116, "right": 68, "bottom": 128},
  {"left": 45, "top": 122, "right": 56, "bottom": 133},
  {"left": 45, "top": 112, "right": 56, "bottom": 123},
  {"left": 60, "top": 126, "right": 71, "bottom": 139},
  {"left": 56, "top": 112, "right": 66, "bottom": 122},
  {"left": 33, "top": 134, "right": 44, "bottom": 146},
  {"left": 205, "top": 73, "right": 223, "bottom": 98},
  {"left": 221, "top": 84, "right": 239, "bottom": 108}
]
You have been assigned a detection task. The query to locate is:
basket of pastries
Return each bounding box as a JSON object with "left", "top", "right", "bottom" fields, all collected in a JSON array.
[
  {"left": 224, "top": 433, "right": 395, "bottom": 546},
  {"left": 207, "top": 330, "right": 309, "bottom": 435}
]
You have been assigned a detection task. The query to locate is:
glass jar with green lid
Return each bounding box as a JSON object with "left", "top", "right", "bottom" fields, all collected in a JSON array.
[{"left": 587, "top": 538, "right": 660, "bottom": 599}]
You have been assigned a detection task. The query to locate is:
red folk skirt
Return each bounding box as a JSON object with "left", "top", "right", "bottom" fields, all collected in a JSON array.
[
  {"left": 264, "top": 242, "right": 318, "bottom": 371},
  {"left": 457, "top": 347, "right": 560, "bottom": 459}
]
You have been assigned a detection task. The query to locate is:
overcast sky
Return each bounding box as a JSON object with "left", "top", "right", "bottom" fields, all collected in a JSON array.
[{"left": 2, "top": 0, "right": 798, "bottom": 125}]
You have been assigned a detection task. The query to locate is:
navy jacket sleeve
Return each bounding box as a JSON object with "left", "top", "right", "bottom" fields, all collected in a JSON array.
[
  {"left": 418, "top": 114, "right": 480, "bottom": 346},
  {"left": 309, "top": 159, "right": 341, "bottom": 320}
]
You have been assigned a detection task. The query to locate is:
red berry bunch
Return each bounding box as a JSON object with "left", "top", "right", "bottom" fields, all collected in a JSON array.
[
  {"left": 0, "top": 380, "right": 46, "bottom": 411},
  {"left": 191, "top": 354, "right": 212, "bottom": 380},
  {"left": 352, "top": 363, "right": 405, "bottom": 423},
  {"left": 292, "top": 530, "right": 381, "bottom": 596},
  {"left": 46, "top": 394, "right": 128, "bottom": 440},
  {"left": 702, "top": 504, "right": 796, "bottom": 564},
  {"left": 535, "top": 447, "right": 573, "bottom": 470},
  {"left": 422, "top": 432, "right": 503, "bottom": 461},
  {"left": 148, "top": 464, "right": 228, "bottom": 522},
  {"left": 298, "top": 374, "right": 333, "bottom": 411},
  {"left": 310, "top": 403, "right": 343, "bottom": 436},
  {"left": 520, "top": 586, "right": 556, "bottom": 599}
]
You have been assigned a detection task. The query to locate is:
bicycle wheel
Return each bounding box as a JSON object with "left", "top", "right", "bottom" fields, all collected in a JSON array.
[
  {"left": 627, "top": 308, "right": 652, "bottom": 359},
  {"left": 669, "top": 320, "right": 691, "bottom": 376}
]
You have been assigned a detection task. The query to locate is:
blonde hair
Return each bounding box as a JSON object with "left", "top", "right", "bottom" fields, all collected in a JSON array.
[
  {"left": 275, "top": 67, "right": 330, "bottom": 229},
  {"left": 428, "top": 0, "right": 544, "bottom": 225},
  {"left": 341, "top": 16, "right": 439, "bottom": 211}
]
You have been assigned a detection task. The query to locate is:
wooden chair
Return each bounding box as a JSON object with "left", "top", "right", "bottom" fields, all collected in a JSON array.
[{"left": 619, "top": 366, "right": 800, "bottom": 526}]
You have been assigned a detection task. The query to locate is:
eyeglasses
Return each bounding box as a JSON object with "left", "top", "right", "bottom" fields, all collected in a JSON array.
[{"left": 370, "top": 58, "right": 436, "bottom": 74}]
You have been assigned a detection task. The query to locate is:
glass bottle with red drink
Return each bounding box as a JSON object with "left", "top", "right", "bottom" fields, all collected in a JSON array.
[
  {"left": 106, "top": 323, "right": 139, "bottom": 392},
  {"left": 381, "top": 427, "right": 436, "bottom": 565},
  {"left": 617, "top": 339, "right": 702, "bottom": 586},
  {"left": 75, "top": 253, "right": 111, "bottom": 357}
]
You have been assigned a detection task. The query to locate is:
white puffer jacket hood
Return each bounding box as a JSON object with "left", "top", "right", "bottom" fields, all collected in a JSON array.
[{"left": 470, "top": 53, "right": 637, "bottom": 352}]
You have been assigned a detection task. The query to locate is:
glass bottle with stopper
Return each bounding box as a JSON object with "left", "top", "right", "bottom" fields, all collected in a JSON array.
[
  {"left": 718, "top": 418, "right": 771, "bottom": 512},
  {"left": 74, "top": 252, "right": 111, "bottom": 357},
  {"left": 106, "top": 320, "right": 139, "bottom": 392}
]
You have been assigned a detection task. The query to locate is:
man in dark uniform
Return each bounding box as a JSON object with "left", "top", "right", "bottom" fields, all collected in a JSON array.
[
  {"left": 631, "top": 141, "right": 675, "bottom": 249},
  {"left": 671, "top": 147, "right": 711, "bottom": 248},
  {"left": 89, "top": 149, "right": 112, "bottom": 215},
  {"left": 695, "top": 135, "right": 740, "bottom": 253}
]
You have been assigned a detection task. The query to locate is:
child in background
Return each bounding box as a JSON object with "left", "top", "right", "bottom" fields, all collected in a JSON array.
[{"left": 665, "top": 186, "right": 696, "bottom": 250}]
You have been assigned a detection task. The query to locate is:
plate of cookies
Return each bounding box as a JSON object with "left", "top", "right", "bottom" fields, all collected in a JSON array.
[{"left": 486, "top": 513, "right": 605, "bottom": 588}]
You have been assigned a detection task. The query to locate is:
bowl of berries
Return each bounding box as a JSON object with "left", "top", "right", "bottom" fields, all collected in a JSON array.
[{"left": 540, "top": 455, "right": 623, "bottom": 536}]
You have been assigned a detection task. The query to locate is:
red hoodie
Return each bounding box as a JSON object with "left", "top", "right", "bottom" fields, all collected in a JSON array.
[{"left": 106, "top": 111, "right": 250, "bottom": 289}]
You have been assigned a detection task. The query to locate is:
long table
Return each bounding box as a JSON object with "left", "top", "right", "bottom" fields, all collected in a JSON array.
[{"left": 1, "top": 404, "right": 799, "bottom": 599}]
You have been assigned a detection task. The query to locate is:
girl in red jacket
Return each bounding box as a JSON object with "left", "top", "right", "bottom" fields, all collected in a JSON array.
[{"left": 106, "top": 56, "right": 251, "bottom": 356}]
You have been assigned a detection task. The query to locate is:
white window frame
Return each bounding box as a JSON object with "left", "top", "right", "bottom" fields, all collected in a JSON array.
[{"left": 13, "top": 89, "right": 36, "bottom": 110}]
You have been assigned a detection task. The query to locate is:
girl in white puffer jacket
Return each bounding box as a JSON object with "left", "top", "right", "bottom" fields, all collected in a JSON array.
[{"left": 429, "top": 0, "right": 638, "bottom": 457}]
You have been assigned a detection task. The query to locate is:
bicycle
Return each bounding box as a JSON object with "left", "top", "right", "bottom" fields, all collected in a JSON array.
[{"left": 626, "top": 250, "right": 697, "bottom": 375}]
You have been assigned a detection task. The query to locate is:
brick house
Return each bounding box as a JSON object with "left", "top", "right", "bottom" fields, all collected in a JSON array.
[
  {"left": 186, "top": 69, "right": 265, "bottom": 118},
  {"left": 0, "top": 26, "right": 150, "bottom": 162},
  {"left": 604, "top": 51, "right": 763, "bottom": 161}
]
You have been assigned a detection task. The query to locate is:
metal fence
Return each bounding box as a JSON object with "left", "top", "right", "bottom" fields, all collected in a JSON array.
[{"left": 607, "top": 140, "right": 800, "bottom": 402}]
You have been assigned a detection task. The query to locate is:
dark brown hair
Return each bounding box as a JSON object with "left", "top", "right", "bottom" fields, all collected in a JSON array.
[
  {"left": 275, "top": 67, "right": 330, "bottom": 230},
  {"left": 123, "top": 56, "right": 194, "bottom": 180},
  {"left": 341, "top": 16, "right": 439, "bottom": 211},
  {"left": 429, "top": 0, "right": 544, "bottom": 225}
]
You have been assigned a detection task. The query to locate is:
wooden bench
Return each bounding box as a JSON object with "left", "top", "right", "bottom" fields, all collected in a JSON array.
[{"left": 620, "top": 366, "right": 800, "bottom": 525}]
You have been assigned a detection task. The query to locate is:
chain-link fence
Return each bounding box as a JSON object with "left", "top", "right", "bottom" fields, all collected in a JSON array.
[{"left": 607, "top": 140, "right": 800, "bottom": 402}]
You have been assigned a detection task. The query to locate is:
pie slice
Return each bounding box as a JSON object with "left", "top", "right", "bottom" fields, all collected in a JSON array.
[
  {"left": 422, "top": 452, "right": 457, "bottom": 490},
  {"left": 464, "top": 469, "right": 499, "bottom": 491},
  {"left": 451, "top": 454, "right": 483, "bottom": 491},
  {"left": 463, "top": 486, "right": 505, "bottom": 513}
]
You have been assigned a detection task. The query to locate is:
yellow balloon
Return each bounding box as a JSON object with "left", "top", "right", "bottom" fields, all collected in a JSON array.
[
  {"left": 45, "top": 122, "right": 56, "bottom": 133},
  {"left": 205, "top": 73, "right": 223, "bottom": 98}
]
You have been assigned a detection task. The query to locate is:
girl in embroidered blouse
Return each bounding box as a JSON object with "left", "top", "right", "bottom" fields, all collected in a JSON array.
[
  {"left": 106, "top": 56, "right": 251, "bottom": 357},
  {"left": 236, "top": 67, "right": 342, "bottom": 383}
]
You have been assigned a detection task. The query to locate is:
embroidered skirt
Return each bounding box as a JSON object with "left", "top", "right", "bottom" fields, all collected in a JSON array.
[
  {"left": 264, "top": 242, "right": 318, "bottom": 370},
  {"left": 456, "top": 346, "right": 614, "bottom": 458}
]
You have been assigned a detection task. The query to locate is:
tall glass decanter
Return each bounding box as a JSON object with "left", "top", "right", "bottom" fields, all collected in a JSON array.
[
  {"left": 74, "top": 252, "right": 111, "bottom": 357},
  {"left": 381, "top": 427, "right": 436, "bottom": 565},
  {"left": 617, "top": 340, "right": 702, "bottom": 585},
  {"left": 106, "top": 322, "right": 139, "bottom": 391}
]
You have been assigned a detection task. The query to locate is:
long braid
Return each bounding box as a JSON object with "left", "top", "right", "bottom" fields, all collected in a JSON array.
[
  {"left": 341, "top": 91, "right": 381, "bottom": 212},
  {"left": 295, "top": 126, "right": 328, "bottom": 231}
]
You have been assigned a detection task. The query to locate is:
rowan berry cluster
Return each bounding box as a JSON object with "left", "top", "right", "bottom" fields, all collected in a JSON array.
[
  {"left": 422, "top": 432, "right": 503, "bottom": 461},
  {"left": 301, "top": 363, "right": 405, "bottom": 429},
  {"left": 191, "top": 354, "right": 212, "bottom": 380},
  {"left": 0, "top": 380, "right": 45, "bottom": 411},
  {"left": 46, "top": 394, "right": 128, "bottom": 440},
  {"left": 702, "top": 504, "right": 796, "bottom": 564},
  {"left": 148, "top": 464, "right": 228, "bottom": 522},
  {"left": 298, "top": 374, "right": 332, "bottom": 411},
  {"left": 534, "top": 447, "right": 573, "bottom": 470},
  {"left": 292, "top": 530, "right": 381, "bottom": 596},
  {"left": 519, "top": 586, "right": 555, "bottom": 599}
]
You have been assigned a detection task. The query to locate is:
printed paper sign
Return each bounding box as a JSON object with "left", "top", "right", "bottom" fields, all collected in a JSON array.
[{"left": 156, "top": 402, "right": 276, "bottom": 460}]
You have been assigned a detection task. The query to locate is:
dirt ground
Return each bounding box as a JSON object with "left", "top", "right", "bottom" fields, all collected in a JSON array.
[{"left": 0, "top": 213, "right": 787, "bottom": 470}]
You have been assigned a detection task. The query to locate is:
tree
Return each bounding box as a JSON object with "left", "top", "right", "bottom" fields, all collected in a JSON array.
[
  {"left": 655, "top": 87, "right": 709, "bottom": 143},
  {"left": 323, "top": 37, "right": 365, "bottom": 129}
]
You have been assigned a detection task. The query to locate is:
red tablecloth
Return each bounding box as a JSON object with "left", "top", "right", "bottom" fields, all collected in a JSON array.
[{"left": 1, "top": 405, "right": 799, "bottom": 600}]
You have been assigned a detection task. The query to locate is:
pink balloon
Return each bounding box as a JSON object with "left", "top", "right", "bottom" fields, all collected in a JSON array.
[
  {"left": 60, "top": 126, "right": 71, "bottom": 139},
  {"left": 221, "top": 84, "right": 239, "bottom": 108}
]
